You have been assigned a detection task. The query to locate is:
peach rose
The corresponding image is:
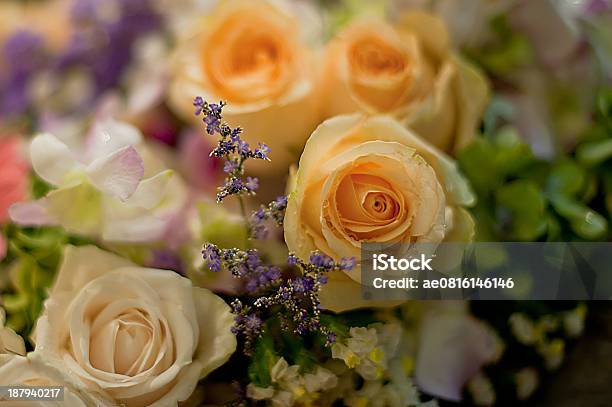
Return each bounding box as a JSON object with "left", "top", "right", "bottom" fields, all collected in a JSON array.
[
  {"left": 33, "top": 245, "right": 236, "bottom": 407},
  {"left": 320, "top": 12, "right": 489, "bottom": 154},
  {"left": 284, "top": 115, "right": 475, "bottom": 312},
  {"left": 168, "top": 0, "right": 321, "bottom": 173}
]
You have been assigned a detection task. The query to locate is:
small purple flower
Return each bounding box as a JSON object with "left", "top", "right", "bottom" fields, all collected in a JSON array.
[
  {"left": 287, "top": 254, "right": 299, "bottom": 266},
  {"left": 292, "top": 276, "right": 315, "bottom": 294},
  {"left": 245, "top": 314, "right": 263, "bottom": 331},
  {"left": 254, "top": 143, "right": 271, "bottom": 160},
  {"left": 245, "top": 278, "right": 260, "bottom": 293},
  {"left": 275, "top": 195, "right": 288, "bottom": 207},
  {"left": 246, "top": 251, "right": 261, "bottom": 268},
  {"left": 193, "top": 96, "right": 204, "bottom": 115},
  {"left": 230, "top": 127, "right": 242, "bottom": 142},
  {"left": 237, "top": 139, "right": 250, "bottom": 156},
  {"left": 226, "top": 177, "right": 243, "bottom": 193},
  {"left": 265, "top": 267, "right": 282, "bottom": 281},
  {"left": 224, "top": 160, "right": 238, "bottom": 173},
  {"left": 340, "top": 257, "right": 357, "bottom": 271},
  {"left": 245, "top": 176, "right": 259, "bottom": 192},
  {"left": 310, "top": 252, "right": 334, "bottom": 269},
  {"left": 202, "top": 244, "right": 221, "bottom": 272},
  {"left": 254, "top": 208, "right": 266, "bottom": 221}
]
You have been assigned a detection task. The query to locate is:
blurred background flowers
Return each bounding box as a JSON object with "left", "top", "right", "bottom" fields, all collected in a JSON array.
[{"left": 0, "top": 0, "right": 610, "bottom": 406}]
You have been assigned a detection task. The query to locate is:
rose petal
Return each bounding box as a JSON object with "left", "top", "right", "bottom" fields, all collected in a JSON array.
[
  {"left": 415, "top": 309, "right": 498, "bottom": 401},
  {"left": 1, "top": 309, "right": 26, "bottom": 356},
  {"left": 51, "top": 245, "right": 134, "bottom": 296},
  {"left": 86, "top": 145, "right": 145, "bottom": 201},
  {"left": 192, "top": 287, "right": 237, "bottom": 378}
]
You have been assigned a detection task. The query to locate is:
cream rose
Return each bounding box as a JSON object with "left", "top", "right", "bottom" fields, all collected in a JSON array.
[
  {"left": 32, "top": 245, "right": 236, "bottom": 407},
  {"left": 169, "top": 0, "right": 321, "bottom": 173},
  {"left": 0, "top": 354, "right": 114, "bottom": 406},
  {"left": 320, "top": 12, "right": 489, "bottom": 154},
  {"left": 284, "top": 115, "right": 475, "bottom": 312},
  {"left": 0, "top": 308, "right": 25, "bottom": 356}
]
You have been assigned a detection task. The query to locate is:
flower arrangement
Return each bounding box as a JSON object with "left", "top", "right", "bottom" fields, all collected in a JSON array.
[{"left": 1, "top": 0, "right": 610, "bottom": 406}]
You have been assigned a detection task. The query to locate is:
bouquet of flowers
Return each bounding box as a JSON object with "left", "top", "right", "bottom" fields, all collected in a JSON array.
[{"left": 0, "top": 0, "right": 610, "bottom": 406}]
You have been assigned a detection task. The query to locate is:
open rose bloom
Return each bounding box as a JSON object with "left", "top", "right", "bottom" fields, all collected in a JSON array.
[
  {"left": 32, "top": 245, "right": 236, "bottom": 407},
  {"left": 169, "top": 0, "right": 321, "bottom": 172},
  {"left": 321, "top": 11, "right": 489, "bottom": 154},
  {"left": 0, "top": 353, "right": 115, "bottom": 406},
  {"left": 284, "top": 114, "right": 475, "bottom": 311},
  {"left": 0, "top": 0, "right": 606, "bottom": 405}
]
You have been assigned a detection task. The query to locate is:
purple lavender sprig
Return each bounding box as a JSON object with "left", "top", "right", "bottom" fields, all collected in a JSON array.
[
  {"left": 250, "top": 195, "right": 289, "bottom": 239},
  {"left": 202, "top": 244, "right": 282, "bottom": 292},
  {"left": 203, "top": 242, "right": 356, "bottom": 355},
  {"left": 193, "top": 97, "right": 270, "bottom": 203}
]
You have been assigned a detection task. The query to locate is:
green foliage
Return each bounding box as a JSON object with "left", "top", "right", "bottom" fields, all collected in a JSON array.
[
  {"left": 0, "top": 224, "right": 94, "bottom": 337},
  {"left": 248, "top": 329, "right": 278, "bottom": 388},
  {"left": 459, "top": 89, "right": 612, "bottom": 242},
  {"left": 466, "top": 15, "right": 533, "bottom": 78}
]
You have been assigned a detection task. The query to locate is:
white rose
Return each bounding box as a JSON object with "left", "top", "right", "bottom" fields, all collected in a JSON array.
[
  {"left": 32, "top": 245, "right": 236, "bottom": 407},
  {"left": 0, "top": 353, "right": 113, "bottom": 406},
  {"left": 0, "top": 308, "right": 25, "bottom": 356}
]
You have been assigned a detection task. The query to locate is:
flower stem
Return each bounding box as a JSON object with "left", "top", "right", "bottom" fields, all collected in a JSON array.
[{"left": 238, "top": 195, "right": 251, "bottom": 248}]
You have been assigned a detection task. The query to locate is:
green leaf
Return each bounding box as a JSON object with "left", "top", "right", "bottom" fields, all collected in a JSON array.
[
  {"left": 577, "top": 138, "right": 612, "bottom": 167},
  {"left": 280, "top": 332, "right": 316, "bottom": 373},
  {"left": 320, "top": 314, "right": 350, "bottom": 341},
  {"left": 492, "top": 127, "right": 535, "bottom": 175},
  {"left": 496, "top": 180, "right": 547, "bottom": 241},
  {"left": 248, "top": 329, "right": 277, "bottom": 388},
  {"left": 603, "top": 171, "right": 612, "bottom": 217},
  {"left": 546, "top": 161, "right": 586, "bottom": 198},
  {"left": 458, "top": 138, "right": 501, "bottom": 193},
  {"left": 549, "top": 194, "right": 608, "bottom": 240},
  {"left": 30, "top": 174, "right": 53, "bottom": 200}
]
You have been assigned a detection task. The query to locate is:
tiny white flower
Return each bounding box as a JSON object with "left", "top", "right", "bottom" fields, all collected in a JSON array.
[
  {"left": 509, "top": 313, "right": 538, "bottom": 345},
  {"left": 563, "top": 304, "right": 586, "bottom": 338},
  {"left": 515, "top": 367, "right": 539, "bottom": 401},
  {"left": 538, "top": 338, "right": 564, "bottom": 370},
  {"left": 347, "top": 327, "right": 379, "bottom": 354},
  {"left": 246, "top": 384, "right": 275, "bottom": 400},
  {"left": 467, "top": 372, "right": 495, "bottom": 407}
]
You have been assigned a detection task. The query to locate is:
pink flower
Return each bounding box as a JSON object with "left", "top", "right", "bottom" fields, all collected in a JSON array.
[
  {"left": 0, "top": 235, "right": 6, "bottom": 261},
  {"left": 0, "top": 137, "right": 28, "bottom": 261},
  {"left": 0, "top": 137, "right": 28, "bottom": 223}
]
